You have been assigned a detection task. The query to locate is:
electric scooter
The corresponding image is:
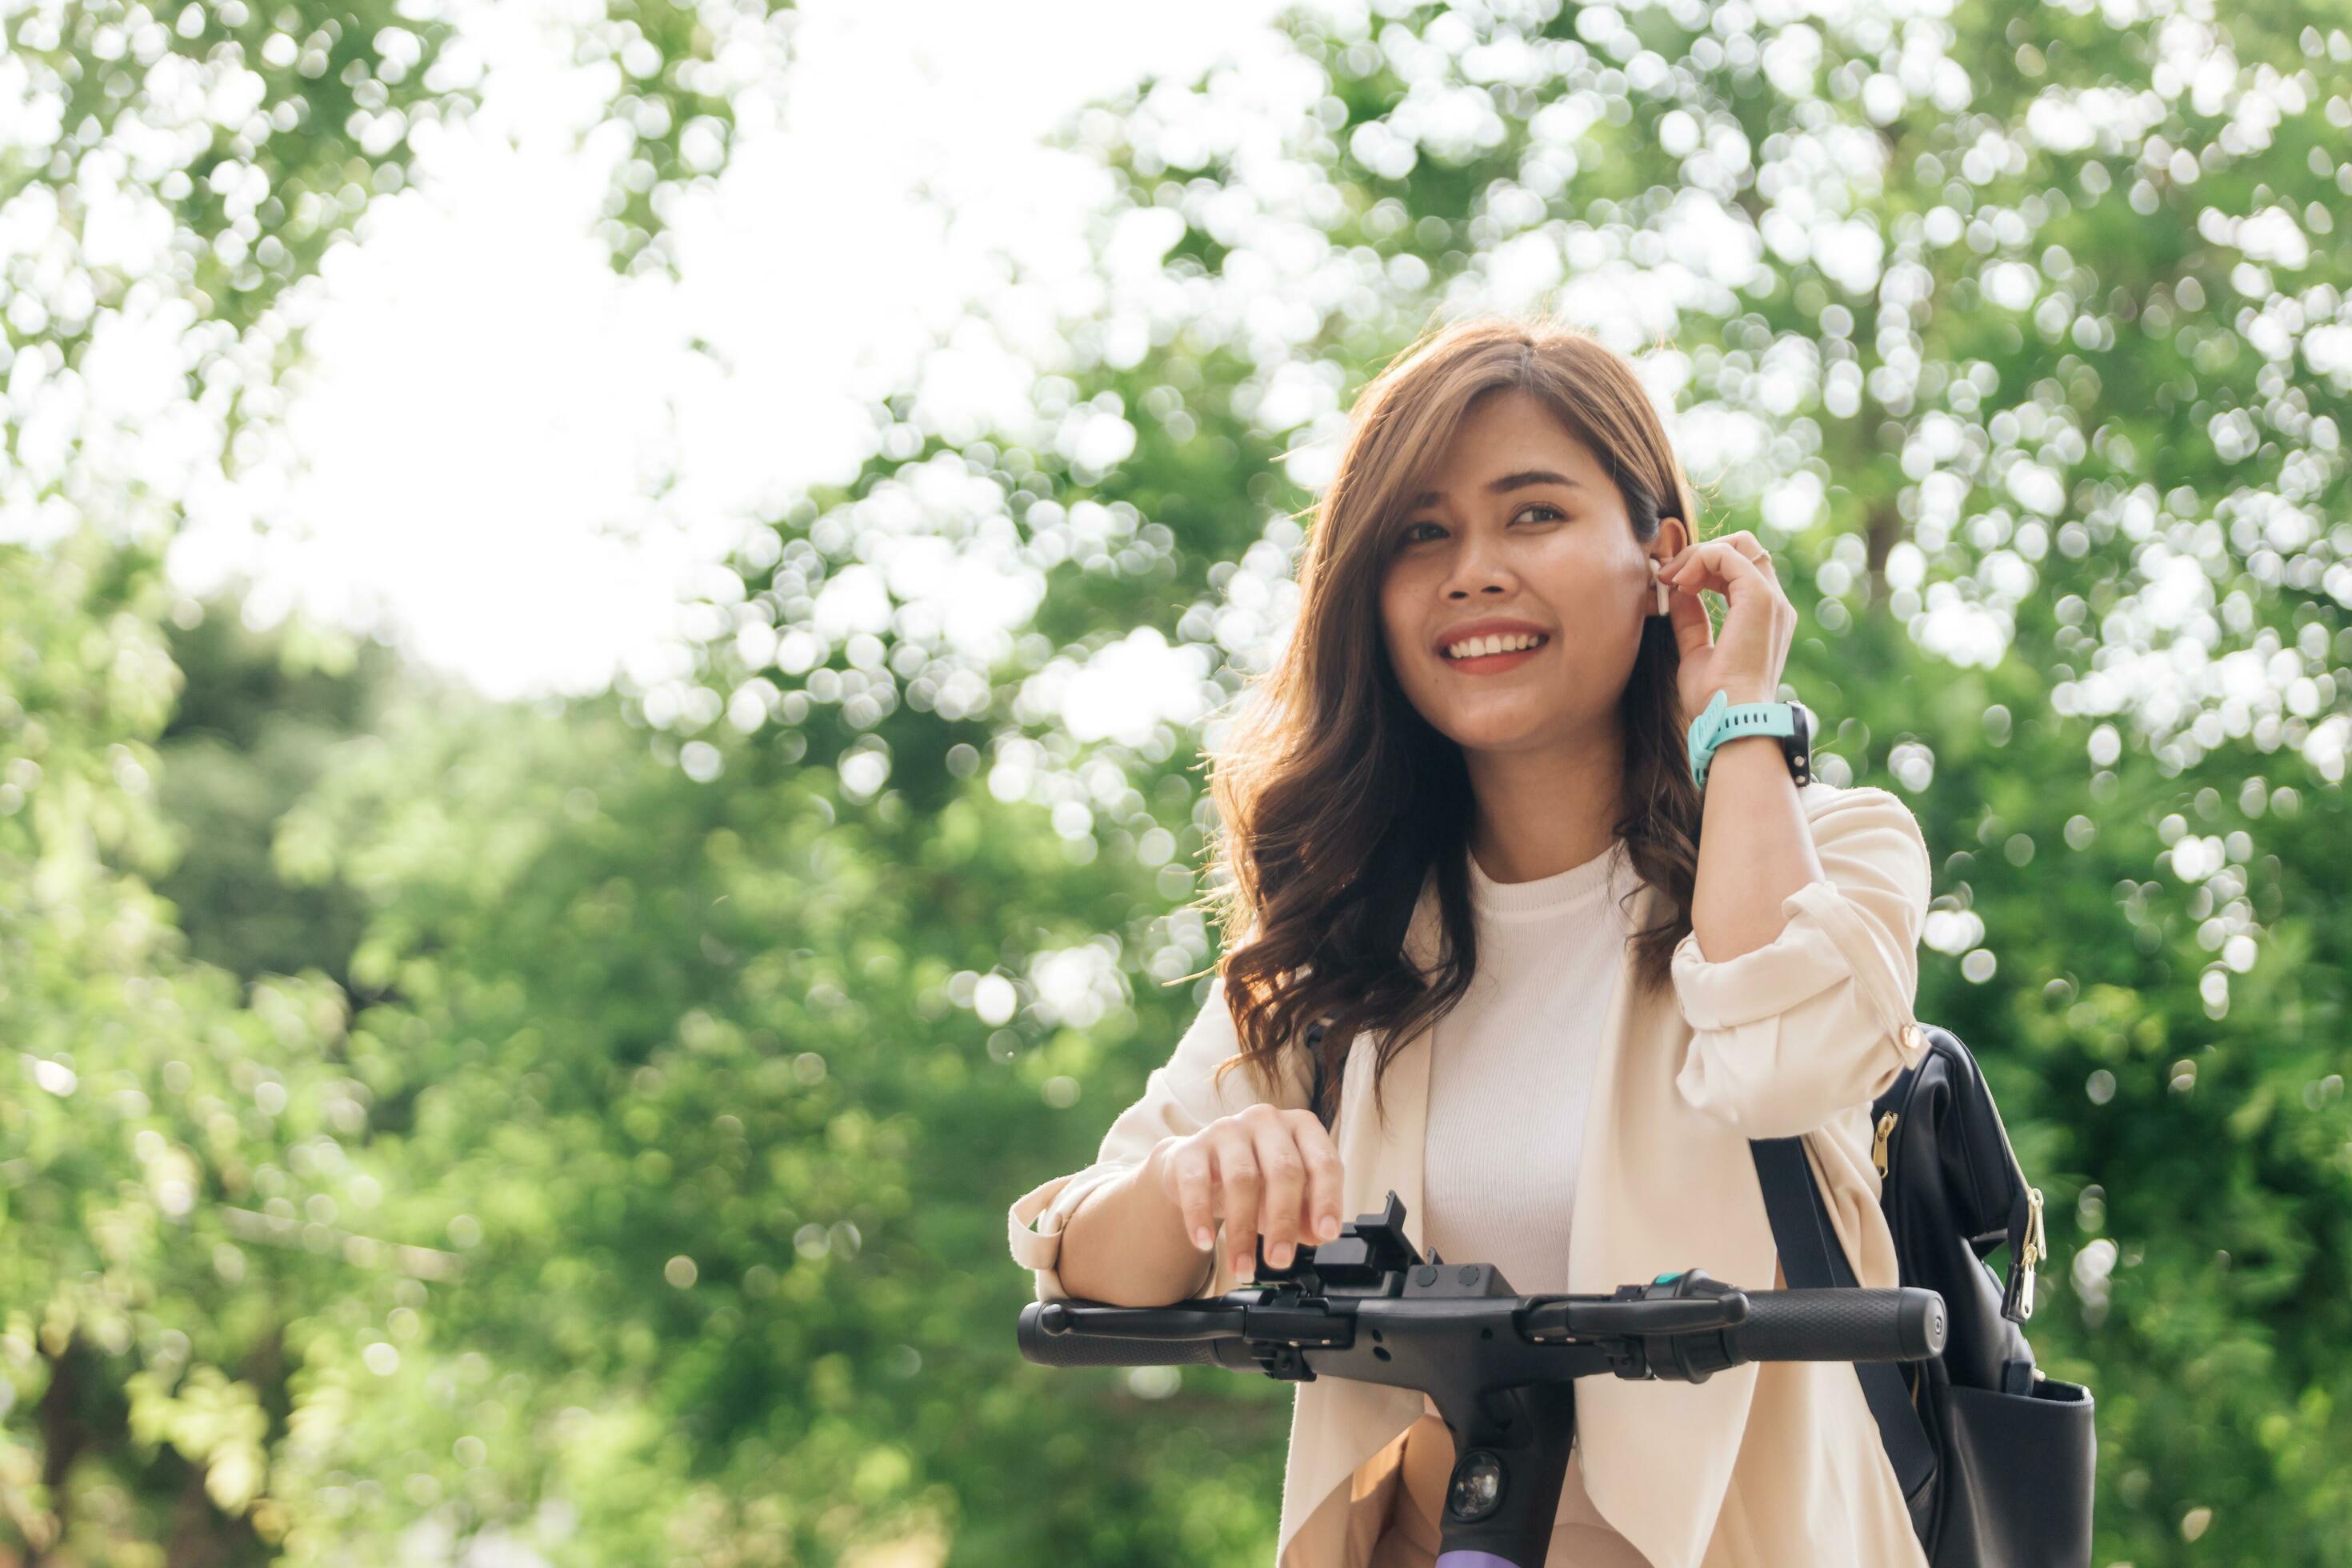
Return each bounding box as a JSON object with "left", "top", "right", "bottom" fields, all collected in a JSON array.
[{"left": 1019, "top": 1190, "right": 1946, "bottom": 1568}]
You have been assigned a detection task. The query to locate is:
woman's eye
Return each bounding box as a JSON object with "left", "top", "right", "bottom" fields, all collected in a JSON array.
[{"left": 1400, "top": 506, "right": 1564, "bottom": 545}]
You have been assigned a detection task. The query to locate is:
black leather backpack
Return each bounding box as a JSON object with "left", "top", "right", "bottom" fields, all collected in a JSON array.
[
  {"left": 1306, "top": 1018, "right": 2098, "bottom": 1566},
  {"left": 1750, "top": 1021, "right": 2096, "bottom": 1566}
]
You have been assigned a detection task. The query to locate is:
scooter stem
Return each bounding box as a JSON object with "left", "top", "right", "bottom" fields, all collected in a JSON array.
[{"left": 1429, "top": 1377, "right": 1580, "bottom": 1568}]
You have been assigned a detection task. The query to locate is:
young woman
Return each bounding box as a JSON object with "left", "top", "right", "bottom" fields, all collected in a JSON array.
[{"left": 1010, "top": 314, "right": 1936, "bottom": 1568}]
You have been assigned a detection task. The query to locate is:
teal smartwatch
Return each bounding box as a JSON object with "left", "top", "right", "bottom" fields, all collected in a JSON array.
[{"left": 1688, "top": 689, "right": 1814, "bottom": 792}]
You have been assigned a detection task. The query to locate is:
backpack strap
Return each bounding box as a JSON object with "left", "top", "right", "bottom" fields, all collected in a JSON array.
[
  {"left": 1309, "top": 1026, "right": 1933, "bottom": 1493},
  {"left": 1305, "top": 1018, "right": 1333, "bottom": 1130},
  {"left": 1750, "top": 1135, "right": 1938, "bottom": 1498}
]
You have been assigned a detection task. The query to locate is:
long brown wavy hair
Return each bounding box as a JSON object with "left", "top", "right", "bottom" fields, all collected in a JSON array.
[{"left": 1198, "top": 312, "right": 1709, "bottom": 1134}]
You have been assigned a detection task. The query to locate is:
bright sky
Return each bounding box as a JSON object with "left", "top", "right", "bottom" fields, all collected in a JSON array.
[{"left": 164, "top": 0, "right": 1297, "bottom": 701}]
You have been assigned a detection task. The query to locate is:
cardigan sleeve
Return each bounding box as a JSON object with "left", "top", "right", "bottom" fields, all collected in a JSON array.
[
  {"left": 1007, "top": 974, "right": 1310, "bottom": 1304},
  {"left": 1670, "top": 786, "right": 1935, "bottom": 1140}
]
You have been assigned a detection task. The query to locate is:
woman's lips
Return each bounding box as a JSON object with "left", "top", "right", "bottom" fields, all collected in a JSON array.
[{"left": 1440, "top": 639, "right": 1547, "bottom": 673}]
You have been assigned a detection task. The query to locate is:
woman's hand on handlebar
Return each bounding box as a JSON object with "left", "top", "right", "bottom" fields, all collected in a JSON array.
[{"left": 1151, "top": 1106, "right": 1345, "bottom": 1286}]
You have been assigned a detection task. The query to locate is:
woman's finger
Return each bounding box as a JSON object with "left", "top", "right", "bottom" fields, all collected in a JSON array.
[
  {"left": 1710, "top": 529, "right": 1777, "bottom": 579},
  {"left": 1167, "top": 1144, "right": 1216, "bottom": 1254},
  {"left": 1249, "top": 1110, "right": 1308, "bottom": 1269},
  {"left": 1210, "top": 1129, "right": 1262, "bottom": 1283},
  {"left": 1292, "top": 1110, "right": 1346, "bottom": 1242},
  {"left": 1667, "top": 553, "right": 1716, "bottom": 641},
  {"left": 1668, "top": 538, "right": 1769, "bottom": 595}
]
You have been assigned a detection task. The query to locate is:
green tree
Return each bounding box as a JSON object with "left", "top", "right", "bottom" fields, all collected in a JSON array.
[
  {"left": 0, "top": 0, "right": 802, "bottom": 1555},
  {"left": 11, "top": 0, "right": 2352, "bottom": 1562},
  {"left": 0, "top": 534, "right": 398, "bottom": 1562},
  {"left": 649, "top": 2, "right": 2352, "bottom": 1561},
  {"left": 149, "top": 602, "right": 402, "bottom": 989},
  {"left": 269, "top": 659, "right": 1287, "bottom": 1561}
]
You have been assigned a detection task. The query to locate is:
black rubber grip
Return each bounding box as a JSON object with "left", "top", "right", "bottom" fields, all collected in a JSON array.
[
  {"left": 1017, "top": 1302, "right": 1257, "bottom": 1370},
  {"left": 1725, "top": 1286, "right": 1946, "bottom": 1363}
]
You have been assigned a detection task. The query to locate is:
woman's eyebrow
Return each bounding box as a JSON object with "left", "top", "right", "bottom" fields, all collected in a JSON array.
[
  {"left": 1408, "top": 470, "right": 1584, "bottom": 507},
  {"left": 1487, "top": 468, "right": 1582, "bottom": 494}
]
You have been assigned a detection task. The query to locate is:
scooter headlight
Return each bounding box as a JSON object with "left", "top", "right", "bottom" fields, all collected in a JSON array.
[{"left": 1447, "top": 1449, "right": 1506, "bottom": 1522}]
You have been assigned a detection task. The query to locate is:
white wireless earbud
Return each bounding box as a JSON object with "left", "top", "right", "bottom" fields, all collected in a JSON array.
[{"left": 1649, "top": 558, "right": 1670, "bottom": 617}]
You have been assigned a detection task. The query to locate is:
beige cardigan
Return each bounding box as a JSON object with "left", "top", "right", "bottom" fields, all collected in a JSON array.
[{"left": 1010, "top": 780, "right": 1937, "bottom": 1568}]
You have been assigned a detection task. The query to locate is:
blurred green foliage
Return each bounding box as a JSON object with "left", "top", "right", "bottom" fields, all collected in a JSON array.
[
  {"left": 3, "top": 0, "right": 2351, "bottom": 1565},
  {"left": 150, "top": 608, "right": 402, "bottom": 990}
]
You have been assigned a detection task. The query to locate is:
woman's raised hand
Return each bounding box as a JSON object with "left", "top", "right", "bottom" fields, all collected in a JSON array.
[{"left": 1152, "top": 1104, "right": 1346, "bottom": 1286}]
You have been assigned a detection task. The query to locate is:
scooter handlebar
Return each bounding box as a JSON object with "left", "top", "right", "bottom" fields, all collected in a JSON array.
[
  {"left": 1721, "top": 1285, "right": 1946, "bottom": 1363},
  {"left": 1018, "top": 1282, "right": 1946, "bottom": 1374},
  {"left": 1018, "top": 1302, "right": 1265, "bottom": 1370}
]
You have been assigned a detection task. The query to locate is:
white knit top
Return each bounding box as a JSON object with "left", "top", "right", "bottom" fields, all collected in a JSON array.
[
  {"left": 1401, "top": 835, "right": 1653, "bottom": 1567},
  {"left": 1421, "top": 836, "right": 1638, "bottom": 1295}
]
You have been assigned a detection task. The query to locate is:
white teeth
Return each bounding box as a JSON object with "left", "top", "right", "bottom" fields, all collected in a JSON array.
[{"left": 1444, "top": 633, "right": 1546, "bottom": 659}]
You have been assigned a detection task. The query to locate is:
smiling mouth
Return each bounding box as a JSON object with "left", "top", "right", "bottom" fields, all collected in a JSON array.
[{"left": 1441, "top": 634, "right": 1550, "bottom": 662}]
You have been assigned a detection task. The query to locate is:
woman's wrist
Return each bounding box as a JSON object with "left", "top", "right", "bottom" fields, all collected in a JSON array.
[{"left": 1056, "top": 1139, "right": 1214, "bottom": 1306}]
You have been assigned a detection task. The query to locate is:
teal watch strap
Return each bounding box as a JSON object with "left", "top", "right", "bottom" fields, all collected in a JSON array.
[{"left": 1688, "top": 689, "right": 1798, "bottom": 790}]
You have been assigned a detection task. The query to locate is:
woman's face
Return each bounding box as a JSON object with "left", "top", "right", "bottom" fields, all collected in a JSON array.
[{"left": 1378, "top": 388, "right": 1685, "bottom": 755}]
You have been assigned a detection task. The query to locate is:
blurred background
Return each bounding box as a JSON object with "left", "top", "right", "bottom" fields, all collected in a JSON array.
[{"left": 2, "top": 0, "right": 2349, "bottom": 1562}]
